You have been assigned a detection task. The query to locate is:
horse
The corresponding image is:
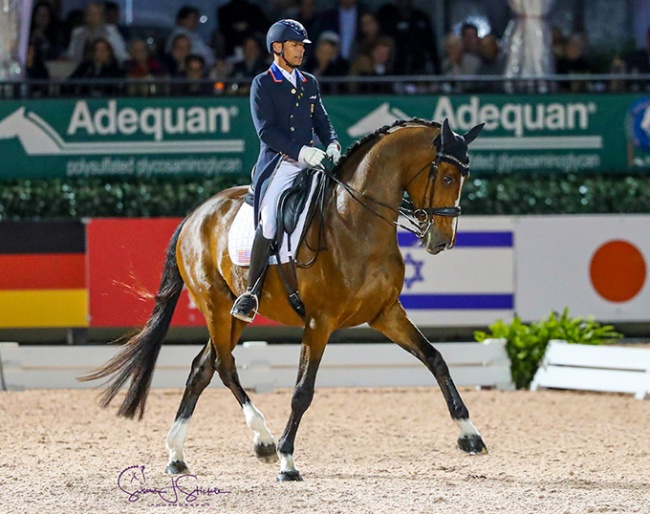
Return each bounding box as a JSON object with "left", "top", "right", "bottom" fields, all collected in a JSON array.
[{"left": 82, "top": 117, "right": 487, "bottom": 482}]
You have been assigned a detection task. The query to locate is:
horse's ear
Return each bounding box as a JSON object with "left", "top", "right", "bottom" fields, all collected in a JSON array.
[
  {"left": 463, "top": 123, "right": 485, "bottom": 145},
  {"left": 442, "top": 118, "right": 454, "bottom": 143}
]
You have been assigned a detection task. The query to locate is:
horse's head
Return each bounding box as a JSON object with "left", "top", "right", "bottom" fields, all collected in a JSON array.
[{"left": 404, "top": 118, "right": 484, "bottom": 255}]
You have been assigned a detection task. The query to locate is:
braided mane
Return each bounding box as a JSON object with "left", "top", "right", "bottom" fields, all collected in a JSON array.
[{"left": 338, "top": 117, "right": 441, "bottom": 169}]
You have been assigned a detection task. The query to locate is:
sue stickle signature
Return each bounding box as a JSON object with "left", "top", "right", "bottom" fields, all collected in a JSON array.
[{"left": 118, "top": 465, "right": 231, "bottom": 504}]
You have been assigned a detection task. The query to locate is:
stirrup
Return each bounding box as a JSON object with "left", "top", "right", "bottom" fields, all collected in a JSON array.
[{"left": 230, "top": 291, "right": 259, "bottom": 322}]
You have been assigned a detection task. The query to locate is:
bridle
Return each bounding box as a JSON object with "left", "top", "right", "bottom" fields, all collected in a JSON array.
[{"left": 317, "top": 147, "right": 468, "bottom": 241}]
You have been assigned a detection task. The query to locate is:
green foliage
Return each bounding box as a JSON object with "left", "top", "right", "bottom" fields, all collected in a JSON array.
[
  {"left": 1, "top": 172, "right": 649, "bottom": 220},
  {"left": 474, "top": 308, "right": 623, "bottom": 389}
]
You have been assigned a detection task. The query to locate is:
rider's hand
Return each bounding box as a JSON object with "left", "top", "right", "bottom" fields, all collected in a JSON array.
[
  {"left": 298, "top": 146, "right": 326, "bottom": 167},
  {"left": 326, "top": 142, "right": 341, "bottom": 165}
]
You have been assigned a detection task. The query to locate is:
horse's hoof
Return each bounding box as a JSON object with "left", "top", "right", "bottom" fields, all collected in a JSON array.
[
  {"left": 277, "top": 470, "right": 303, "bottom": 482},
  {"left": 458, "top": 434, "right": 488, "bottom": 454},
  {"left": 165, "top": 460, "right": 190, "bottom": 475},
  {"left": 254, "top": 442, "right": 278, "bottom": 464}
]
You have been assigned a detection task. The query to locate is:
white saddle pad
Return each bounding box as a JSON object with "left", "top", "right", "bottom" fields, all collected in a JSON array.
[{"left": 228, "top": 181, "right": 317, "bottom": 267}]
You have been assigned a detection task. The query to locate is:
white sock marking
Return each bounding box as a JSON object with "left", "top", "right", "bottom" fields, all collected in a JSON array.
[
  {"left": 279, "top": 453, "right": 298, "bottom": 473},
  {"left": 166, "top": 418, "right": 189, "bottom": 463},
  {"left": 455, "top": 418, "right": 480, "bottom": 438},
  {"left": 243, "top": 403, "right": 275, "bottom": 446}
]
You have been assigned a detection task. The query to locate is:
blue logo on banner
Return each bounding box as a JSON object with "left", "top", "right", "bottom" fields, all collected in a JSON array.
[{"left": 628, "top": 98, "right": 650, "bottom": 151}]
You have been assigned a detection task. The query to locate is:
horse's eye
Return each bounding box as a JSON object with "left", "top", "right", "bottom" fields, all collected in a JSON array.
[{"left": 442, "top": 175, "right": 455, "bottom": 186}]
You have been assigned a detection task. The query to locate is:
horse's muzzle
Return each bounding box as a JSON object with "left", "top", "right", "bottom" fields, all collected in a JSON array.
[{"left": 423, "top": 226, "right": 452, "bottom": 255}]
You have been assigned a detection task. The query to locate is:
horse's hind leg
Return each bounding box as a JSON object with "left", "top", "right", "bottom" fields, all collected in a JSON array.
[
  {"left": 166, "top": 341, "right": 216, "bottom": 474},
  {"left": 211, "top": 313, "right": 278, "bottom": 464},
  {"left": 369, "top": 301, "right": 487, "bottom": 454}
]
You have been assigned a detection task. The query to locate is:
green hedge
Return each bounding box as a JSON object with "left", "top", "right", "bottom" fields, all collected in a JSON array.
[{"left": 1, "top": 172, "right": 649, "bottom": 220}]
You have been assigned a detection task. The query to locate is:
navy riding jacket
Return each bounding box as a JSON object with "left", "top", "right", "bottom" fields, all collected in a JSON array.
[{"left": 250, "top": 62, "right": 338, "bottom": 222}]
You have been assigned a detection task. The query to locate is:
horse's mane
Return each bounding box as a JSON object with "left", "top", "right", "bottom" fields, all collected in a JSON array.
[{"left": 337, "top": 117, "right": 441, "bottom": 171}]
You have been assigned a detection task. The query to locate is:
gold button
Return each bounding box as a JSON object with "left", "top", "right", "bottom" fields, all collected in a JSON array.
[
  {"left": 296, "top": 103, "right": 299, "bottom": 106},
  {"left": 290, "top": 127, "right": 295, "bottom": 131},
  {"left": 291, "top": 88, "right": 296, "bottom": 94},
  {"left": 290, "top": 115, "right": 293, "bottom": 118}
]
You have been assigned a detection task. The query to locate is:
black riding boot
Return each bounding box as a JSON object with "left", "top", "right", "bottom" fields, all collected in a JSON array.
[{"left": 230, "top": 226, "right": 274, "bottom": 322}]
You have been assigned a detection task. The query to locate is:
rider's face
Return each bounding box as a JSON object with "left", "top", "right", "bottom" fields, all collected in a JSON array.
[{"left": 276, "top": 40, "right": 305, "bottom": 67}]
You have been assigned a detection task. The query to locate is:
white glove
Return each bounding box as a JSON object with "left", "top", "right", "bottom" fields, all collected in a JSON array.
[
  {"left": 298, "top": 146, "right": 326, "bottom": 167},
  {"left": 326, "top": 142, "right": 341, "bottom": 165}
]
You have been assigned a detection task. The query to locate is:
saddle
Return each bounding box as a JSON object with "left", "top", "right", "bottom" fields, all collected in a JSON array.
[{"left": 244, "top": 167, "right": 329, "bottom": 319}]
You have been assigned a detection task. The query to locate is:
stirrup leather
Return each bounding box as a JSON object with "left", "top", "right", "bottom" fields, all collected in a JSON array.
[{"left": 230, "top": 291, "right": 260, "bottom": 322}]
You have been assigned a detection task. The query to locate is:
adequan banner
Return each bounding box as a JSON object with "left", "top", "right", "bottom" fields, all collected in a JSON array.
[{"left": 1, "top": 94, "right": 649, "bottom": 179}]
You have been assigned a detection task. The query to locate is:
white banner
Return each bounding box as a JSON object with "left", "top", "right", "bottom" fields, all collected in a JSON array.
[{"left": 515, "top": 215, "right": 650, "bottom": 322}]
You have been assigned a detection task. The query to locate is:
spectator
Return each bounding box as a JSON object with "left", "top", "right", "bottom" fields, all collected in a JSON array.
[
  {"left": 125, "top": 39, "right": 167, "bottom": 96},
  {"left": 229, "top": 35, "right": 268, "bottom": 79},
  {"left": 62, "top": 8, "right": 84, "bottom": 50},
  {"left": 475, "top": 33, "right": 504, "bottom": 91},
  {"left": 165, "top": 6, "right": 215, "bottom": 68},
  {"left": 304, "top": 31, "right": 349, "bottom": 92},
  {"left": 376, "top": 0, "right": 440, "bottom": 75},
  {"left": 29, "top": 1, "right": 64, "bottom": 60},
  {"left": 555, "top": 33, "right": 591, "bottom": 92},
  {"left": 355, "top": 11, "right": 384, "bottom": 59},
  {"left": 608, "top": 56, "right": 627, "bottom": 92},
  {"left": 441, "top": 33, "right": 481, "bottom": 92},
  {"left": 320, "top": 0, "right": 367, "bottom": 64},
  {"left": 551, "top": 26, "right": 566, "bottom": 62},
  {"left": 348, "top": 35, "right": 395, "bottom": 93},
  {"left": 216, "top": 0, "right": 271, "bottom": 59},
  {"left": 67, "top": 37, "right": 124, "bottom": 96},
  {"left": 161, "top": 34, "right": 193, "bottom": 77},
  {"left": 461, "top": 22, "right": 481, "bottom": 57},
  {"left": 66, "top": 2, "right": 128, "bottom": 65},
  {"left": 173, "top": 54, "right": 212, "bottom": 96},
  {"left": 104, "top": 1, "right": 129, "bottom": 41}
]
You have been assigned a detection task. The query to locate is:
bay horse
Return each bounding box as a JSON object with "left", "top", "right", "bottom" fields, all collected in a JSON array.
[{"left": 83, "top": 117, "right": 487, "bottom": 482}]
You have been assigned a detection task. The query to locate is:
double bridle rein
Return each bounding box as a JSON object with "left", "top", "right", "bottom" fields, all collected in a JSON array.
[{"left": 321, "top": 149, "right": 468, "bottom": 240}]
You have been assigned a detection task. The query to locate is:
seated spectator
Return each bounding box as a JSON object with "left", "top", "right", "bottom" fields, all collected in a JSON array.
[
  {"left": 348, "top": 36, "right": 395, "bottom": 94},
  {"left": 67, "top": 37, "right": 124, "bottom": 97},
  {"left": 461, "top": 22, "right": 481, "bottom": 58},
  {"left": 354, "top": 12, "right": 384, "bottom": 60},
  {"left": 441, "top": 33, "right": 481, "bottom": 76},
  {"left": 304, "top": 31, "right": 350, "bottom": 83},
  {"left": 555, "top": 34, "right": 591, "bottom": 92},
  {"left": 216, "top": 0, "right": 271, "bottom": 59},
  {"left": 161, "top": 34, "right": 192, "bottom": 77},
  {"left": 165, "top": 6, "right": 215, "bottom": 68},
  {"left": 29, "top": 1, "right": 64, "bottom": 60},
  {"left": 475, "top": 33, "right": 504, "bottom": 92},
  {"left": 229, "top": 35, "right": 268, "bottom": 79},
  {"left": 125, "top": 39, "right": 167, "bottom": 96},
  {"left": 376, "top": 0, "right": 440, "bottom": 75},
  {"left": 66, "top": 1, "right": 128, "bottom": 65},
  {"left": 173, "top": 54, "right": 212, "bottom": 96}
]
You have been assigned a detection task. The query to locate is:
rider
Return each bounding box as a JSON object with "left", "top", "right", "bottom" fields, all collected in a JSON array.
[{"left": 230, "top": 19, "right": 341, "bottom": 322}]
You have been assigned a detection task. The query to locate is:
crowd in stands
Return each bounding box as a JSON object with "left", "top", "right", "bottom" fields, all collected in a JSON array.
[{"left": 22, "top": 0, "right": 650, "bottom": 97}]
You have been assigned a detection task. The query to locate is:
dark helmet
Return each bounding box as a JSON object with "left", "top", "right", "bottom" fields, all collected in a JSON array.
[{"left": 266, "top": 19, "right": 311, "bottom": 53}]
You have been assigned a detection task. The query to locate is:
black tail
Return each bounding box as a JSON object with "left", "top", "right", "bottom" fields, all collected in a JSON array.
[{"left": 79, "top": 219, "right": 186, "bottom": 419}]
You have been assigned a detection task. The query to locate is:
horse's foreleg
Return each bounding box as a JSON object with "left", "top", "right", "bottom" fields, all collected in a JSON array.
[
  {"left": 276, "top": 322, "right": 331, "bottom": 481},
  {"left": 166, "top": 341, "right": 216, "bottom": 474},
  {"left": 369, "top": 302, "right": 487, "bottom": 454}
]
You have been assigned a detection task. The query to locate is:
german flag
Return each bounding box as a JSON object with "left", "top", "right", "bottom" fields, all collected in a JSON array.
[{"left": 0, "top": 221, "right": 88, "bottom": 328}]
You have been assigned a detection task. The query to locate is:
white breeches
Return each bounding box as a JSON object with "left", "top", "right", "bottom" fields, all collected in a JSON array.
[{"left": 259, "top": 159, "right": 304, "bottom": 239}]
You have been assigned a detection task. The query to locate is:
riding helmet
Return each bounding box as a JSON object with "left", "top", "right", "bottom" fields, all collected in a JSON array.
[{"left": 266, "top": 19, "right": 311, "bottom": 53}]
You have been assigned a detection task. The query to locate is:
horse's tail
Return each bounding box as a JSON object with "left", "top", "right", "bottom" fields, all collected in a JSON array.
[{"left": 79, "top": 219, "right": 187, "bottom": 420}]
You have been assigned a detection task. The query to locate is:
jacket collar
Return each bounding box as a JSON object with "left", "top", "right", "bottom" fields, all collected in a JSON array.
[{"left": 268, "top": 62, "right": 308, "bottom": 84}]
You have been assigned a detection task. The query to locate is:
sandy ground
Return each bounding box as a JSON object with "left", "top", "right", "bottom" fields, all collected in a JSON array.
[{"left": 1, "top": 386, "right": 649, "bottom": 514}]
